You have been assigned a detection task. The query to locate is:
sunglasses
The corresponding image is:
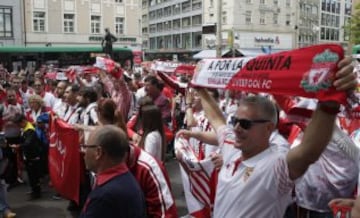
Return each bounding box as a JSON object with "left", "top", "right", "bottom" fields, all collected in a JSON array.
[{"left": 230, "top": 116, "right": 270, "bottom": 130}]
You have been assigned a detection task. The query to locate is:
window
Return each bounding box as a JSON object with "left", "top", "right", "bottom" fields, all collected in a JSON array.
[
  {"left": 245, "top": 11, "right": 251, "bottom": 24},
  {"left": 115, "top": 0, "right": 123, "bottom": 3},
  {"left": 192, "top": 15, "right": 202, "bottom": 26},
  {"left": 0, "top": 7, "right": 13, "bottom": 38},
  {"left": 260, "top": 14, "right": 265, "bottom": 25},
  {"left": 273, "top": 14, "right": 278, "bottom": 24},
  {"left": 286, "top": 0, "right": 290, "bottom": 7},
  {"left": 222, "top": 11, "right": 227, "bottom": 24},
  {"left": 91, "top": 15, "right": 101, "bottom": 34},
  {"left": 246, "top": 0, "right": 251, "bottom": 3},
  {"left": 260, "top": 0, "right": 265, "bottom": 4},
  {"left": 33, "top": 11, "right": 46, "bottom": 32},
  {"left": 285, "top": 14, "right": 290, "bottom": 26},
  {"left": 115, "top": 17, "right": 124, "bottom": 34},
  {"left": 64, "top": 14, "right": 74, "bottom": 33}
]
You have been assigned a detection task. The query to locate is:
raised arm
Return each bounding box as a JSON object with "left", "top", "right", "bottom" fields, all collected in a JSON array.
[
  {"left": 177, "top": 129, "right": 219, "bottom": 146},
  {"left": 98, "top": 70, "right": 114, "bottom": 93},
  {"left": 197, "top": 88, "right": 226, "bottom": 131},
  {"left": 286, "top": 57, "right": 356, "bottom": 180}
]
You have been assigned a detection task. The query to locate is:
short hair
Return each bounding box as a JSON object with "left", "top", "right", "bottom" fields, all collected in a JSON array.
[
  {"left": 239, "top": 95, "right": 278, "bottom": 125},
  {"left": 68, "top": 84, "right": 80, "bottom": 93},
  {"left": 97, "top": 99, "right": 127, "bottom": 134},
  {"left": 80, "top": 87, "right": 98, "bottom": 103},
  {"left": 92, "top": 125, "right": 129, "bottom": 161},
  {"left": 57, "top": 80, "right": 68, "bottom": 87},
  {"left": 28, "top": 94, "right": 45, "bottom": 107},
  {"left": 144, "top": 75, "right": 164, "bottom": 90}
]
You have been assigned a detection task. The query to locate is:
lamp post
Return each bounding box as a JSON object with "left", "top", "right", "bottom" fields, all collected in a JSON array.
[{"left": 216, "top": 0, "right": 222, "bottom": 58}]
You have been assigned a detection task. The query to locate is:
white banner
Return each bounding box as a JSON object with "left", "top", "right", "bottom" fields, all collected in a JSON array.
[
  {"left": 192, "top": 57, "right": 253, "bottom": 89},
  {"left": 151, "top": 61, "right": 180, "bottom": 73}
]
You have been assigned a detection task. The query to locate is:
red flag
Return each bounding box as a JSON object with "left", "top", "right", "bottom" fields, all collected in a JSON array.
[
  {"left": 175, "top": 65, "right": 196, "bottom": 75},
  {"left": 227, "top": 44, "right": 346, "bottom": 104},
  {"left": 49, "top": 117, "right": 80, "bottom": 204}
]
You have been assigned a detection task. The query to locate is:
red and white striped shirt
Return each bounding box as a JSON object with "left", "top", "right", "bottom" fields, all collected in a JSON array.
[{"left": 128, "top": 146, "right": 178, "bottom": 218}]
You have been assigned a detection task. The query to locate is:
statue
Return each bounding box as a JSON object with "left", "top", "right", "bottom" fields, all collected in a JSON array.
[{"left": 101, "top": 28, "right": 117, "bottom": 58}]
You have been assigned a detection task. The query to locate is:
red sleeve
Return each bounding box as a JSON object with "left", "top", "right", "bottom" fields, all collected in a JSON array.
[
  {"left": 25, "top": 111, "right": 34, "bottom": 124},
  {"left": 141, "top": 164, "right": 178, "bottom": 218},
  {"left": 163, "top": 124, "right": 174, "bottom": 144},
  {"left": 162, "top": 86, "right": 174, "bottom": 100},
  {"left": 0, "top": 90, "right": 6, "bottom": 102},
  {"left": 127, "top": 114, "right": 138, "bottom": 138}
]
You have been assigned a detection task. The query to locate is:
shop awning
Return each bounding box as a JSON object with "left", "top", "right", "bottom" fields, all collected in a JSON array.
[{"left": 192, "top": 49, "right": 265, "bottom": 59}]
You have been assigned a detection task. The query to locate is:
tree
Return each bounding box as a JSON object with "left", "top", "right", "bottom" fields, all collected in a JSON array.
[{"left": 349, "top": 3, "right": 360, "bottom": 44}]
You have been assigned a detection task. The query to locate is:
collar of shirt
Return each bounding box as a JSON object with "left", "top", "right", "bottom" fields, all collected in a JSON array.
[
  {"left": 96, "top": 163, "right": 129, "bottom": 187},
  {"left": 241, "top": 147, "right": 272, "bottom": 168}
]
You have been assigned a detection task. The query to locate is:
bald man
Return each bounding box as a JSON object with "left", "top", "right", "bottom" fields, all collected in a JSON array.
[{"left": 80, "top": 125, "right": 146, "bottom": 218}]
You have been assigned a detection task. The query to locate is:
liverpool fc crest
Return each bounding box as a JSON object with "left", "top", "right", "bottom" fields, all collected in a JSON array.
[{"left": 300, "top": 49, "right": 339, "bottom": 92}]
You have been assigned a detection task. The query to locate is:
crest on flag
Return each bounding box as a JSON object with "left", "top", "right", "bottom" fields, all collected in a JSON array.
[{"left": 300, "top": 49, "right": 339, "bottom": 92}]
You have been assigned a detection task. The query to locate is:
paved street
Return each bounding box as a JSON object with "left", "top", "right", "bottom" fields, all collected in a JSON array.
[{"left": 7, "top": 159, "right": 187, "bottom": 218}]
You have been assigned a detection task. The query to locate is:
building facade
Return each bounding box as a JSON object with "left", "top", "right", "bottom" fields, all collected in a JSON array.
[
  {"left": 142, "top": 0, "right": 352, "bottom": 60},
  {"left": 0, "top": 0, "right": 24, "bottom": 46},
  {"left": 22, "top": 0, "right": 142, "bottom": 50},
  {"left": 318, "top": 0, "right": 352, "bottom": 50},
  {"left": 142, "top": 0, "right": 203, "bottom": 60}
]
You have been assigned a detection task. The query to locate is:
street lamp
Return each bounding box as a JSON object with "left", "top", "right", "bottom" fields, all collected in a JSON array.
[{"left": 216, "top": 0, "right": 222, "bottom": 58}]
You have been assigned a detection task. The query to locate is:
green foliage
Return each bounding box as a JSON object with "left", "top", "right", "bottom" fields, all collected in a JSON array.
[{"left": 349, "top": 3, "right": 360, "bottom": 44}]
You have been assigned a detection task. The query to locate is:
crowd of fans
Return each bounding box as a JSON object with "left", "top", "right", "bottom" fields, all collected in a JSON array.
[{"left": 0, "top": 55, "right": 358, "bottom": 218}]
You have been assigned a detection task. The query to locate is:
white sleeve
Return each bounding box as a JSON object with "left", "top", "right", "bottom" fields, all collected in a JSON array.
[
  {"left": 144, "top": 131, "right": 162, "bottom": 161},
  {"left": 90, "top": 108, "right": 99, "bottom": 124}
]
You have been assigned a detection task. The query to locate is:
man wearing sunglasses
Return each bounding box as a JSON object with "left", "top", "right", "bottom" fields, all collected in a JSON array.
[{"left": 191, "top": 57, "right": 357, "bottom": 218}]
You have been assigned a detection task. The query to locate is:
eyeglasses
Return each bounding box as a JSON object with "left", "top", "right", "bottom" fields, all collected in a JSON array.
[
  {"left": 230, "top": 116, "right": 270, "bottom": 130},
  {"left": 80, "top": 144, "right": 99, "bottom": 152}
]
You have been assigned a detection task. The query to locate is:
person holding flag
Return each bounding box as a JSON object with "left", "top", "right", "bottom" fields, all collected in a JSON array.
[{"left": 188, "top": 56, "right": 356, "bottom": 217}]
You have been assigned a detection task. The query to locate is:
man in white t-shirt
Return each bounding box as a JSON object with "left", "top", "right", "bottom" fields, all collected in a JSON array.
[
  {"left": 33, "top": 78, "right": 57, "bottom": 109},
  {"left": 53, "top": 81, "right": 68, "bottom": 116},
  {"left": 77, "top": 87, "right": 98, "bottom": 143},
  {"left": 189, "top": 58, "right": 356, "bottom": 218}
]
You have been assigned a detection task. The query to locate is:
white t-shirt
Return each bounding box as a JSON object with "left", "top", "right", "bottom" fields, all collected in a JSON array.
[
  {"left": 214, "top": 125, "right": 294, "bottom": 218},
  {"left": 135, "top": 86, "right": 146, "bottom": 101},
  {"left": 144, "top": 130, "right": 162, "bottom": 162},
  {"left": 82, "top": 102, "right": 98, "bottom": 143},
  {"left": 294, "top": 126, "right": 358, "bottom": 212},
  {"left": 53, "top": 98, "right": 66, "bottom": 117},
  {"left": 43, "top": 92, "right": 57, "bottom": 109}
]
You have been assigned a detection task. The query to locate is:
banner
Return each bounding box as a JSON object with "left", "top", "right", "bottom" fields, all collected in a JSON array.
[
  {"left": 151, "top": 61, "right": 180, "bottom": 73},
  {"left": 192, "top": 57, "right": 252, "bottom": 89},
  {"left": 49, "top": 117, "right": 80, "bottom": 204},
  {"left": 191, "top": 44, "right": 347, "bottom": 104}
]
